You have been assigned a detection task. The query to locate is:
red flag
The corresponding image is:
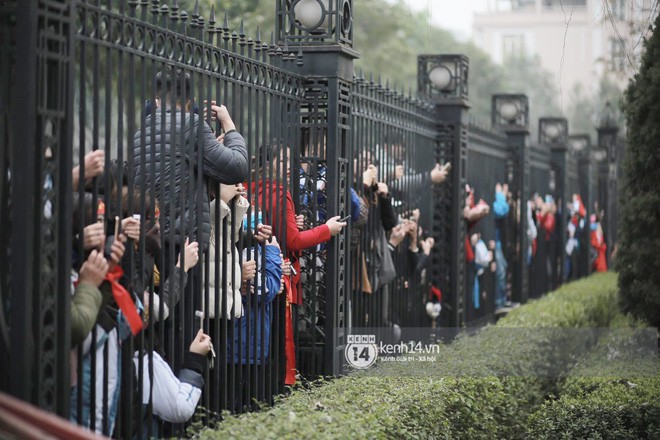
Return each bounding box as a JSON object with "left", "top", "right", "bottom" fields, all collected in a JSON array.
[
  {"left": 429, "top": 285, "right": 442, "bottom": 302},
  {"left": 105, "top": 265, "right": 143, "bottom": 336}
]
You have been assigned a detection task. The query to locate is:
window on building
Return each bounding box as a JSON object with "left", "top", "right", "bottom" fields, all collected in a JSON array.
[
  {"left": 502, "top": 35, "right": 526, "bottom": 59},
  {"left": 611, "top": 0, "right": 626, "bottom": 20},
  {"left": 542, "top": 0, "right": 586, "bottom": 9},
  {"left": 609, "top": 37, "right": 626, "bottom": 72}
]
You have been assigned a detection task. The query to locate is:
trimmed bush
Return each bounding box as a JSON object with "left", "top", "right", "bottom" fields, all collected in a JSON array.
[
  {"left": 528, "top": 377, "right": 660, "bottom": 440},
  {"left": 199, "top": 376, "right": 528, "bottom": 440},
  {"left": 527, "top": 312, "right": 660, "bottom": 440},
  {"left": 618, "top": 13, "right": 660, "bottom": 328},
  {"left": 199, "top": 273, "right": 629, "bottom": 439}
]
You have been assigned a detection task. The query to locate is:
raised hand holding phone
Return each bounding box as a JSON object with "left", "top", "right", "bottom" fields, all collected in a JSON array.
[{"left": 325, "top": 215, "right": 347, "bottom": 236}]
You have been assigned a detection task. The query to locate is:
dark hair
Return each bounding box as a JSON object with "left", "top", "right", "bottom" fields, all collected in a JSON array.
[
  {"left": 71, "top": 192, "right": 96, "bottom": 235},
  {"left": 257, "top": 142, "right": 288, "bottom": 169},
  {"left": 155, "top": 67, "right": 191, "bottom": 103}
]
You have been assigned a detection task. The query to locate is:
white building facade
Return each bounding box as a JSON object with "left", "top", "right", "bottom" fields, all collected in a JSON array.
[{"left": 473, "top": 0, "right": 657, "bottom": 96}]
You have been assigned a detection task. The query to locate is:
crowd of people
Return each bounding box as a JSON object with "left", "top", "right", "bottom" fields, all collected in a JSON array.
[{"left": 63, "top": 68, "right": 610, "bottom": 437}]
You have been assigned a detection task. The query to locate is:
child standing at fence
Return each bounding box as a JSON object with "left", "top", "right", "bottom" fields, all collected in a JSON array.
[{"left": 229, "top": 233, "right": 285, "bottom": 410}]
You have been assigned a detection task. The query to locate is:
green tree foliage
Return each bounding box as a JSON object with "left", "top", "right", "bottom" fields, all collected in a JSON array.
[
  {"left": 617, "top": 13, "right": 660, "bottom": 327},
  {"left": 181, "top": 0, "right": 559, "bottom": 123},
  {"left": 567, "top": 75, "right": 624, "bottom": 135}
]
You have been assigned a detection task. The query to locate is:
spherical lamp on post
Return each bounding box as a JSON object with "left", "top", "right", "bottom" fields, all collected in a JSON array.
[
  {"left": 500, "top": 101, "right": 519, "bottom": 122},
  {"left": 428, "top": 65, "right": 453, "bottom": 91},
  {"left": 292, "top": 0, "right": 327, "bottom": 32},
  {"left": 544, "top": 122, "right": 561, "bottom": 142}
]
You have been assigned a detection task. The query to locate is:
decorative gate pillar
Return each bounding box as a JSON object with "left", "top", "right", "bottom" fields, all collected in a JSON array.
[
  {"left": 492, "top": 94, "right": 530, "bottom": 304},
  {"left": 570, "top": 134, "right": 592, "bottom": 278},
  {"left": 277, "top": 0, "right": 357, "bottom": 376},
  {"left": 418, "top": 54, "right": 469, "bottom": 328},
  {"left": 540, "top": 117, "right": 569, "bottom": 286},
  {"left": 9, "top": 0, "right": 74, "bottom": 415},
  {"left": 596, "top": 103, "right": 620, "bottom": 266}
]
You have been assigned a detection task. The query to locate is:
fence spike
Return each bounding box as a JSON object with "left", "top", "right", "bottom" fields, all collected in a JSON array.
[
  {"left": 192, "top": 0, "right": 199, "bottom": 18},
  {"left": 255, "top": 26, "right": 262, "bottom": 44},
  {"left": 179, "top": 9, "right": 188, "bottom": 23},
  {"left": 239, "top": 19, "right": 245, "bottom": 38},
  {"left": 222, "top": 11, "right": 229, "bottom": 32},
  {"left": 208, "top": 4, "right": 215, "bottom": 26}
]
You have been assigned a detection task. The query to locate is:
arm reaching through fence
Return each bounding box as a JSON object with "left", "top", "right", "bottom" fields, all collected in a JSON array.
[{"left": 135, "top": 329, "right": 211, "bottom": 424}]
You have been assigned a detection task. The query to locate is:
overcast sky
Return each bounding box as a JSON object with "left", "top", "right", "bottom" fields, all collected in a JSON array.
[{"left": 398, "top": 0, "right": 489, "bottom": 40}]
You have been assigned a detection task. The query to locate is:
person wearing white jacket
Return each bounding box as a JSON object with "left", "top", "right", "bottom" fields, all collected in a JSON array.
[
  {"left": 206, "top": 183, "right": 250, "bottom": 319},
  {"left": 133, "top": 328, "right": 211, "bottom": 431}
]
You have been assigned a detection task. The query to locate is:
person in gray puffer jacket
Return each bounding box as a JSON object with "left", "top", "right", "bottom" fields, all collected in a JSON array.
[{"left": 133, "top": 68, "right": 248, "bottom": 255}]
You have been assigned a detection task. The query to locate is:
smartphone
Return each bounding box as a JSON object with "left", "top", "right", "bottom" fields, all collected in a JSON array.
[
  {"left": 338, "top": 215, "right": 351, "bottom": 223},
  {"left": 441, "top": 162, "right": 452, "bottom": 172},
  {"left": 102, "top": 216, "right": 122, "bottom": 260}
]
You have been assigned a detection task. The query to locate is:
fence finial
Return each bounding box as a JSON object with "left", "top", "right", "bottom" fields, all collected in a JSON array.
[
  {"left": 239, "top": 19, "right": 246, "bottom": 38},
  {"left": 222, "top": 11, "right": 229, "bottom": 32},
  {"left": 192, "top": 0, "right": 199, "bottom": 18},
  {"left": 209, "top": 4, "right": 215, "bottom": 26},
  {"left": 255, "top": 26, "right": 262, "bottom": 44}
]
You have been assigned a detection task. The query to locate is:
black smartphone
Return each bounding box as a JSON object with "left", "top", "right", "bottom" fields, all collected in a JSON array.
[
  {"left": 103, "top": 216, "right": 121, "bottom": 260},
  {"left": 339, "top": 215, "right": 351, "bottom": 223}
]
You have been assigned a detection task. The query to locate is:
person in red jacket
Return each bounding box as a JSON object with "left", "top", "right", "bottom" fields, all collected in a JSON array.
[
  {"left": 249, "top": 144, "right": 346, "bottom": 385},
  {"left": 590, "top": 214, "right": 607, "bottom": 272},
  {"left": 250, "top": 144, "right": 346, "bottom": 304}
]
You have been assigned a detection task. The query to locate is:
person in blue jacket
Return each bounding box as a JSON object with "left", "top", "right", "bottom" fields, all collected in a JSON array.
[
  {"left": 232, "top": 236, "right": 283, "bottom": 364},
  {"left": 493, "top": 183, "right": 511, "bottom": 310}
]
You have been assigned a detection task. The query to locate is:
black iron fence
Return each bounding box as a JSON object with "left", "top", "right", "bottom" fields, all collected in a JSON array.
[{"left": 0, "top": 1, "right": 622, "bottom": 438}]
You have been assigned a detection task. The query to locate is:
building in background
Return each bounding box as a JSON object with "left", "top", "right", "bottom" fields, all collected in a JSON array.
[{"left": 473, "top": 0, "right": 657, "bottom": 97}]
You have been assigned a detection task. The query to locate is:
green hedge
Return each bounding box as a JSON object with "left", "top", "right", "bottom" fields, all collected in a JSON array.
[
  {"left": 527, "top": 313, "right": 660, "bottom": 440},
  {"left": 199, "top": 273, "right": 633, "bottom": 439}
]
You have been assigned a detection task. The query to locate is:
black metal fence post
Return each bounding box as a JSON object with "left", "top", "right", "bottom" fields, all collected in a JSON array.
[
  {"left": 540, "top": 117, "right": 569, "bottom": 288},
  {"left": 9, "top": 0, "right": 74, "bottom": 416},
  {"left": 597, "top": 108, "right": 620, "bottom": 266},
  {"left": 418, "top": 54, "right": 469, "bottom": 328},
  {"left": 570, "top": 135, "right": 592, "bottom": 278},
  {"left": 492, "top": 94, "right": 530, "bottom": 304},
  {"left": 277, "top": 0, "right": 357, "bottom": 376}
]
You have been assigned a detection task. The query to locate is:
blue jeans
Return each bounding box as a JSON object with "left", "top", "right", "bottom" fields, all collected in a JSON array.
[{"left": 494, "top": 241, "right": 508, "bottom": 308}]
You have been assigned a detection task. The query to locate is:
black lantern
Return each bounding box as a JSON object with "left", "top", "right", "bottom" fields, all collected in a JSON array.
[
  {"left": 539, "top": 117, "right": 568, "bottom": 145},
  {"left": 277, "top": 0, "right": 353, "bottom": 47},
  {"left": 569, "top": 134, "right": 590, "bottom": 159},
  {"left": 417, "top": 54, "right": 469, "bottom": 105},
  {"left": 492, "top": 94, "right": 529, "bottom": 131}
]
